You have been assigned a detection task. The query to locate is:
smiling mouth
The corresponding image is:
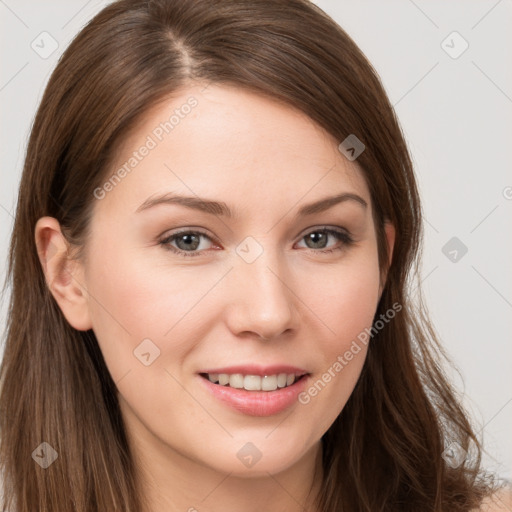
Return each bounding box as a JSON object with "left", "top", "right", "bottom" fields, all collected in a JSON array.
[{"left": 199, "top": 372, "right": 308, "bottom": 392}]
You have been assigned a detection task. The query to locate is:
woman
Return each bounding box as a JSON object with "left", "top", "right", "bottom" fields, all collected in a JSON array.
[{"left": 0, "top": 0, "right": 509, "bottom": 510}]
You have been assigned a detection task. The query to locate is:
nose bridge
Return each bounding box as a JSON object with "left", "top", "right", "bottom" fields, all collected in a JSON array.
[{"left": 228, "top": 237, "right": 297, "bottom": 339}]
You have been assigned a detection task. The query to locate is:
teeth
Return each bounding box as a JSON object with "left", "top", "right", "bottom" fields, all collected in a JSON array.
[
  {"left": 244, "top": 375, "right": 261, "bottom": 390},
  {"left": 205, "top": 372, "right": 299, "bottom": 391},
  {"left": 277, "top": 373, "right": 287, "bottom": 388},
  {"left": 218, "top": 373, "right": 230, "bottom": 385},
  {"left": 229, "top": 374, "right": 244, "bottom": 389},
  {"left": 261, "top": 375, "right": 278, "bottom": 391}
]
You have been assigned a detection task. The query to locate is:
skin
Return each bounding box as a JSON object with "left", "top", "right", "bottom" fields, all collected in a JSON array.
[
  {"left": 35, "top": 84, "right": 396, "bottom": 512},
  {"left": 476, "top": 490, "right": 512, "bottom": 512}
]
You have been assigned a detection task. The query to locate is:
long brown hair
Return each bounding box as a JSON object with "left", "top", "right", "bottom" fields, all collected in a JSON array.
[{"left": 0, "top": 0, "right": 494, "bottom": 510}]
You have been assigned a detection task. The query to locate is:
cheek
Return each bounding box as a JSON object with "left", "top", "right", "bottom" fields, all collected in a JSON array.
[
  {"left": 296, "top": 250, "right": 381, "bottom": 434},
  {"left": 84, "top": 243, "right": 212, "bottom": 380},
  {"left": 81, "top": 231, "right": 383, "bottom": 473},
  {"left": 86, "top": 232, "right": 381, "bottom": 372},
  {"left": 308, "top": 249, "right": 381, "bottom": 352}
]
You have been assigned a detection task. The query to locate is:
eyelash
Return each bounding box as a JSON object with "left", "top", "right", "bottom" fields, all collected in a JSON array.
[{"left": 158, "top": 227, "right": 354, "bottom": 258}]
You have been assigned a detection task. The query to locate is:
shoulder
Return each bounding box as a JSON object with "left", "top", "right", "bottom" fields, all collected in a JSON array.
[{"left": 473, "top": 486, "right": 512, "bottom": 512}]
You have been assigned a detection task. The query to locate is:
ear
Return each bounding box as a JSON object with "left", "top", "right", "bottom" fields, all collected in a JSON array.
[
  {"left": 378, "top": 221, "right": 396, "bottom": 298},
  {"left": 384, "top": 220, "right": 395, "bottom": 267},
  {"left": 34, "top": 216, "right": 93, "bottom": 331}
]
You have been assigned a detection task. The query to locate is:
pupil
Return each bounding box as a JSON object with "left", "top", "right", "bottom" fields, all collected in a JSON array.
[
  {"left": 178, "top": 234, "right": 199, "bottom": 250},
  {"left": 307, "top": 232, "right": 326, "bottom": 249}
]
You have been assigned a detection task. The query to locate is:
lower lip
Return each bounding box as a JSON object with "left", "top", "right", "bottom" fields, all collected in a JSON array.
[{"left": 198, "top": 374, "right": 310, "bottom": 417}]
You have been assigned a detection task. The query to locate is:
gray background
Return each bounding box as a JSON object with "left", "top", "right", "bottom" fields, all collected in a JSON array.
[{"left": 1, "top": 0, "right": 511, "bottom": 481}]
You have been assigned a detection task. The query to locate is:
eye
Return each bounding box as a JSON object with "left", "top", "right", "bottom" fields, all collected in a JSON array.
[
  {"left": 159, "top": 229, "right": 217, "bottom": 258},
  {"left": 158, "top": 227, "right": 354, "bottom": 258},
  {"left": 296, "top": 228, "right": 354, "bottom": 254}
]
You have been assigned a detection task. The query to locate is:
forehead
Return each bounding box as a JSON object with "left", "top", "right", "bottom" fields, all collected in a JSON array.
[{"left": 93, "top": 83, "right": 370, "bottom": 218}]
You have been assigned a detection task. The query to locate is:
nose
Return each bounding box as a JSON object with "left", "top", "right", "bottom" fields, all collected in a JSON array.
[{"left": 224, "top": 249, "right": 298, "bottom": 341}]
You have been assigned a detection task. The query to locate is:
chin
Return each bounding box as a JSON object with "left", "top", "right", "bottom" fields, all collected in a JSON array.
[{"left": 192, "top": 431, "right": 317, "bottom": 477}]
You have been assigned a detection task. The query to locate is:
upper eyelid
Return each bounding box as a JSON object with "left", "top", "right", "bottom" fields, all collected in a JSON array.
[{"left": 161, "top": 227, "right": 218, "bottom": 243}]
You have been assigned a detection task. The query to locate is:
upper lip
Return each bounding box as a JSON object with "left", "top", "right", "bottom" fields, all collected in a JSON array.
[{"left": 198, "top": 364, "right": 309, "bottom": 377}]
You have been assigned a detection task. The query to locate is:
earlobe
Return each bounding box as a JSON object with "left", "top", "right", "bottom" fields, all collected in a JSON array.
[{"left": 34, "top": 216, "right": 93, "bottom": 331}]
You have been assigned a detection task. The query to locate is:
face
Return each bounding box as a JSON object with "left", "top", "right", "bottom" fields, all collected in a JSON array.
[{"left": 45, "top": 84, "right": 393, "bottom": 478}]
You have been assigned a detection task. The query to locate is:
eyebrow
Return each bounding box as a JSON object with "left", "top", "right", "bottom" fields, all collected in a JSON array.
[{"left": 135, "top": 191, "right": 368, "bottom": 217}]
